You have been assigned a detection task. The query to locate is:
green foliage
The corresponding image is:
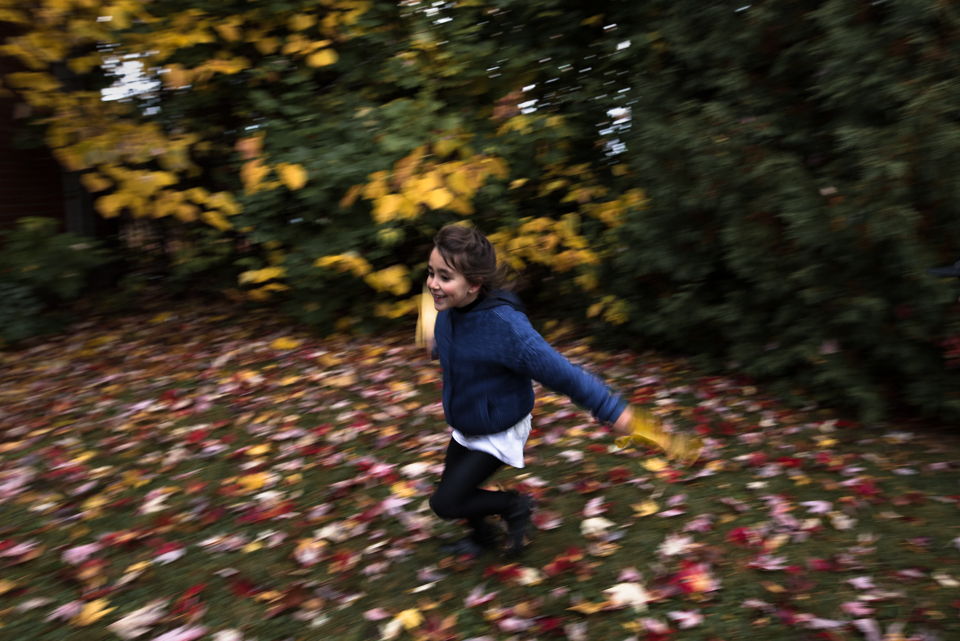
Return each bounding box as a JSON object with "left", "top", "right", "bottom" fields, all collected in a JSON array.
[
  {"left": 0, "top": 217, "right": 114, "bottom": 343},
  {"left": 596, "top": 0, "right": 960, "bottom": 422}
]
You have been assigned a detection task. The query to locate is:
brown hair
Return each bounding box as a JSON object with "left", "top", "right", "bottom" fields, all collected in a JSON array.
[{"left": 433, "top": 225, "right": 510, "bottom": 295}]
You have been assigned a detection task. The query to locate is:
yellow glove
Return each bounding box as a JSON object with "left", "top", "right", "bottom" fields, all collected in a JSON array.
[
  {"left": 614, "top": 406, "right": 702, "bottom": 467},
  {"left": 415, "top": 282, "right": 437, "bottom": 349}
]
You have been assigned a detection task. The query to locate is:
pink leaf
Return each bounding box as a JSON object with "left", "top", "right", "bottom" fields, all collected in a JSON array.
[
  {"left": 842, "top": 602, "right": 875, "bottom": 617},
  {"left": 464, "top": 584, "right": 498, "bottom": 608},
  {"left": 151, "top": 625, "right": 208, "bottom": 641},
  {"left": 363, "top": 608, "right": 392, "bottom": 621},
  {"left": 60, "top": 543, "right": 102, "bottom": 565},
  {"left": 852, "top": 619, "right": 882, "bottom": 641},
  {"left": 846, "top": 576, "right": 876, "bottom": 590},
  {"left": 667, "top": 609, "right": 703, "bottom": 629}
]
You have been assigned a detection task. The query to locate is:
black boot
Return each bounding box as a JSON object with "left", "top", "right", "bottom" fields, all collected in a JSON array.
[
  {"left": 439, "top": 520, "right": 498, "bottom": 557},
  {"left": 502, "top": 492, "right": 534, "bottom": 558}
]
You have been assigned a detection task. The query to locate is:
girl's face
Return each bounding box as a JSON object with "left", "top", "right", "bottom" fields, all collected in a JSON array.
[{"left": 427, "top": 248, "right": 481, "bottom": 311}]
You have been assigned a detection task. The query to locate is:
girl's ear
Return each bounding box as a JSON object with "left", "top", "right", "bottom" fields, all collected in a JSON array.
[{"left": 468, "top": 280, "right": 482, "bottom": 294}]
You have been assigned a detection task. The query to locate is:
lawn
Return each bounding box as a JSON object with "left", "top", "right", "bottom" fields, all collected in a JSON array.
[{"left": 1, "top": 301, "right": 958, "bottom": 641}]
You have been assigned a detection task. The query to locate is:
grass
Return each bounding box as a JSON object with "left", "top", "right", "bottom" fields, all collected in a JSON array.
[{"left": 0, "top": 300, "right": 958, "bottom": 641}]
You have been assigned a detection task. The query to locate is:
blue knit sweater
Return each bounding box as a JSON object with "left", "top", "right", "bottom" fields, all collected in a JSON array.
[{"left": 434, "top": 291, "right": 626, "bottom": 436}]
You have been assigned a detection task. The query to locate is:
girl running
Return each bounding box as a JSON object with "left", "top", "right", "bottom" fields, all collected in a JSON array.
[{"left": 425, "top": 224, "right": 633, "bottom": 558}]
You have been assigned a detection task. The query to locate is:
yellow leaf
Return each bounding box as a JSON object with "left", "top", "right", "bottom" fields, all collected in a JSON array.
[
  {"left": 761, "top": 581, "right": 786, "bottom": 593},
  {"left": 340, "top": 184, "right": 363, "bottom": 208},
  {"left": 289, "top": 13, "right": 317, "bottom": 31},
  {"left": 364, "top": 265, "right": 411, "bottom": 296},
  {"left": 215, "top": 23, "right": 242, "bottom": 42},
  {"left": 510, "top": 178, "right": 529, "bottom": 189},
  {"left": 124, "top": 561, "right": 152, "bottom": 574},
  {"left": 201, "top": 209, "right": 232, "bottom": 231},
  {"left": 247, "top": 444, "right": 272, "bottom": 456},
  {"left": 242, "top": 541, "right": 264, "bottom": 553},
  {"left": 239, "top": 267, "right": 286, "bottom": 284},
  {"left": 374, "top": 194, "right": 416, "bottom": 223},
  {"left": 277, "top": 162, "right": 308, "bottom": 190},
  {"left": 270, "top": 337, "right": 301, "bottom": 350},
  {"left": 643, "top": 458, "right": 668, "bottom": 472},
  {"left": 162, "top": 64, "right": 192, "bottom": 89},
  {"left": 567, "top": 600, "right": 609, "bottom": 615},
  {"left": 0, "top": 580, "right": 17, "bottom": 596},
  {"left": 238, "top": 473, "right": 269, "bottom": 492},
  {"left": 631, "top": 500, "right": 659, "bottom": 517},
  {"left": 306, "top": 49, "right": 338, "bottom": 67},
  {"left": 208, "top": 191, "right": 242, "bottom": 216},
  {"left": 390, "top": 482, "right": 417, "bottom": 498},
  {"left": 424, "top": 188, "right": 454, "bottom": 210},
  {"left": 80, "top": 172, "right": 112, "bottom": 193},
  {"left": 71, "top": 599, "right": 115, "bottom": 626},
  {"left": 241, "top": 158, "right": 270, "bottom": 193},
  {"left": 396, "top": 608, "right": 424, "bottom": 630},
  {"left": 95, "top": 193, "right": 130, "bottom": 218},
  {"left": 434, "top": 138, "right": 460, "bottom": 156},
  {"left": 255, "top": 36, "right": 280, "bottom": 55},
  {"left": 68, "top": 55, "right": 101, "bottom": 75},
  {"left": 314, "top": 253, "right": 372, "bottom": 277},
  {"left": 174, "top": 203, "right": 200, "bottom": 223},
  {"left": 446, "top": 171, "right": 472, "bottom": 196},
  {"left": 5, "top": 71, "right": 61, "bottom": 92}
]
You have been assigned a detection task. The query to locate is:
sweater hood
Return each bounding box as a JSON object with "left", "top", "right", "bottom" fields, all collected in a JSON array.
[{"left": 471, "top": 289, "right": 526, "bottom": 314}]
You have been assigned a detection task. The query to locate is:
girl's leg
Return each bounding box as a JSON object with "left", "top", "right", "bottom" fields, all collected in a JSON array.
[
  {"left": 430, "top": 438, "right": 534, "bottom": 557},
  {"left": 430, "top": 439, "right": 512, "bottom": 524}
]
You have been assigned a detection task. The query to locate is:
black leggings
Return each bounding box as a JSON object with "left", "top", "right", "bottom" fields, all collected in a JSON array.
[{"left": 429, "top": 439, "right": 514, "bottom": 529}]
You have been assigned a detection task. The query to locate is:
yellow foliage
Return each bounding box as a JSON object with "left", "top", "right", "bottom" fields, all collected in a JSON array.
[
  {"left": 207, "top": 191, "right": 242, "bottom": 216},
  {"left": 306, "top": 48, "right": 339, "bottom": 67},
  {"left": 239, "top": 266, "right": 286, "bottom": 285},
  {"left": 446, "top": 170, "right": 473, "bottom": 196},
  {"left": 434, "top": 137, "right": 460, "bottom": 156},
  {"left": 374, "top": 193, "right": 416, "bottom": 223},
  {"left": 339, "top": 184, "right": 363, "bottom": 208},
  {"left": 71, "top": 599, "right": 115, "bottom": 627},
  {"left": 162, "top": 64, "right": 192, "bottom": 89},
  {"left": 314, "top": 253, "right": 372, "bottom": 277},
  {"left": 277, "top": 162, "right": 308, "bottom": 190},
  {"left": 424, "top": 187, "right": 454, "bottom": 210},
  {"left": 80, "top": 172, "right": 112, "bottom": 193},
  {"left": 254, "top": 36, "right": 280, "bottom": 55},
  {"left": 201, "top": 209, "right": 232, "bottom": 231},
  {"left": 288, "top": 13, "right": 317, "bottom": 32},
  {"left": 5, "top": 71, "right": 61, "bottom": 92},
  {"left": 175, "top": 203, "right": 200, "bottom": 223},
  {"left": 270, "top": 338, "right": 302, "bottom": 350},
  {"left": 364, "top": 264, "right": 411, "bottom": 296},
  {"left": 396, "top": 608, "right": 424, "bottom": 630},
  {"left": 214, "top": 20, "right": 243, "bottom": 42},
  {"left": 375, "top": 297, "right": 420, "bottom": 319},
  {"left": 241, "top": 158, "right": 270, "bottom": 194},
  {"left": 94, "top": 193, "right": 130, "bottom": 218}
]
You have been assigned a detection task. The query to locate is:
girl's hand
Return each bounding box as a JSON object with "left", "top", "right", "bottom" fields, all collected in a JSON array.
[{"left": 612, "top": 405, "right": 633, "bottom": 436}]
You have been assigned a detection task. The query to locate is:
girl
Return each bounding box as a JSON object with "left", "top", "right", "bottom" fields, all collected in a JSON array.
[{"left": 425, "top": 224, "right": 633, "bottom": 558}]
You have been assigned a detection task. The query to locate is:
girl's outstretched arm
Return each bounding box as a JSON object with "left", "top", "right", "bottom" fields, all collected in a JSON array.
[{"left": 612, "top": 405, "right": 633, "bottom": 436}]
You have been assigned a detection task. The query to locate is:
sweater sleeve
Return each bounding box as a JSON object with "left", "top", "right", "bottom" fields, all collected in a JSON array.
[{"left": 500, "top": 311, "right": 626, "bottom": 424}]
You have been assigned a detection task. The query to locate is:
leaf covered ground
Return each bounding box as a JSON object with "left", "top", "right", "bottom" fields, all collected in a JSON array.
[{"left": 1, "top": 303, "right": 959, "bottom": 641}]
